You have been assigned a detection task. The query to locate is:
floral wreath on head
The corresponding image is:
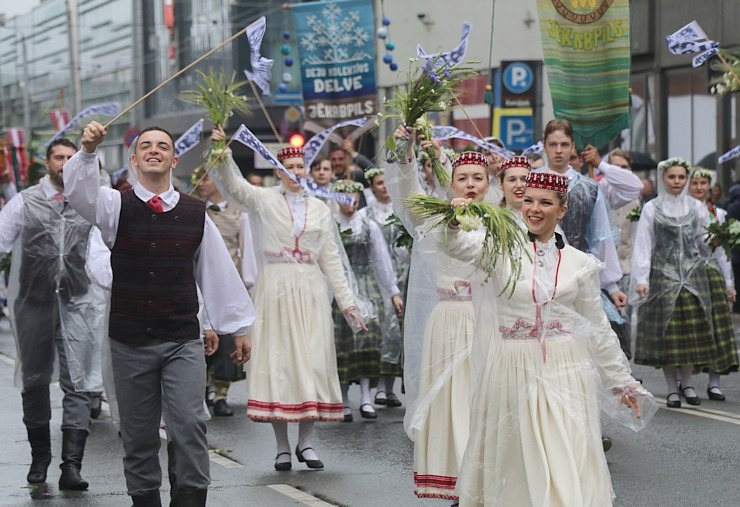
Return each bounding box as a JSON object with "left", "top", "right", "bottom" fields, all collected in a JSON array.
[
  {"left": 657, "top": 156, "right": 691, "bottom": 173},
  {"left": 331, "top": 180, "right": 365, "bottom": 194},
  {"left": 364, "top": 167, "right": 384, "bottom": 182},
  {"left": 690, "top": 167, "right": 714, "bottom": 181}
]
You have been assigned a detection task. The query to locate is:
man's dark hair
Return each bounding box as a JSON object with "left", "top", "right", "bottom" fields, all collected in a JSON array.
[
  {"left": 134, "top": 126, "right": 175, "bottom": 152},
  {"left": 46, "top": 138, "right": 77, "bottom": 160}
]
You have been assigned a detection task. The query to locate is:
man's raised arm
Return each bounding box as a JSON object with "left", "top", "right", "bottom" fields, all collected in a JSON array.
[{"left": 63, "top": 121, "right": 122, "bottom": 247}]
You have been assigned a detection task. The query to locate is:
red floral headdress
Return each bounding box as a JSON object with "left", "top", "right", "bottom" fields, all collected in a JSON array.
[
  {"left": 277, "top": 146, "right": 305, "bottom": 162},
  {"left": 452, "top": 151, "right": 488, "bottom": 170},
  {"left": 525, "top": 172, "right": 568, "bottom": 194},
  {"left": 501, "top": 156, "right": 531, "bottom": 173}
]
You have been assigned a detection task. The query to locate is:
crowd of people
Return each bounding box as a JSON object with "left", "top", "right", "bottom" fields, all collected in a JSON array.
[{"left": 0, "top": 114, "right": 737, "bottom": 507}]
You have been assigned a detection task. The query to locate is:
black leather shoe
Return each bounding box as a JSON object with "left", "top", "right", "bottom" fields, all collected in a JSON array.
[
  {"left": 666, "top": 392, "right": 681, "bottom": 408},
  {"left": 374, "top": 391, "right": 387, "bottom": 405},
  {"left": 213, "top": 399, "right": 234, "bottom": 417},
  {"left": 680, "top": 385, "right": 701, "bottom": 406},
  {"left": 274, "top": 452, "right": 292, "bottom": 471},
  {"left": 342, "top": 406, "right": 353, "bottom": 422},
  {"left": 707, "top": 386, "right": 726, "bottom": 401},
  {"left": 360, "top": 403, "right": 377, "bottom": 419},
  {"left": 295, "top": 446, "right": 324, "bottom": 469},
  {"left": 602, "top": 436, "right": 612, "bottom": 453},
  {"left": 385, "top": 393, "right": 402, "bottom": 408}
]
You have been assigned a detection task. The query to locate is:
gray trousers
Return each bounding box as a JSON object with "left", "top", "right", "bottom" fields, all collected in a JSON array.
[
  {"left": 16, "top": 302, "right": 91, "bottom": 431},
  {"left": 110, "top": 337, "right": 209, "bottom": 496}
]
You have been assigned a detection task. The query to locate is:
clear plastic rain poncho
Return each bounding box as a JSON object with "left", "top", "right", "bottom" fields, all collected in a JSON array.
[
  {"left": 385, "top": 151, "right": 480, "bottom": 445},
  {"left": 440, "top": 221, "right": 656, "bottom": 506},
  {"left": 335, "top": 209, "right": 401, "bottom": 362},
  {"left": 8, "top": 179, "right": 106, "bottom": 392},
  {"left": 556, "top": 169, "right": 618, "bottom": 255},
  {"left": 629, "top": 159, "right": 714, "bottom": 365}
]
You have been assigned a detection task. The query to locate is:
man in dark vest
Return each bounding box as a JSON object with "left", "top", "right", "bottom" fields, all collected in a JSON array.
[
  {"left": 0, "top": 138, "right": 105, "bottom": 491},
  {"left": 64, "top": 121, "right": 255, "bottom": 507}
]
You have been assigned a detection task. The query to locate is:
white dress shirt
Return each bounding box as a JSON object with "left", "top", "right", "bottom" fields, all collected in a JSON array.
[
  {"left": 63, "top": 150, "right": 255, "bottom": 335},
  {"left": 596, "top": 160, "right": 643, "bottom": 210}
]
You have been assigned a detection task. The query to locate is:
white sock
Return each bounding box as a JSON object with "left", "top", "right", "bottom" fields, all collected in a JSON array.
[
  {"left": 663, "top": 366, "right": 679, "bottom": 399},
  {"left": 271, "top": 421, "right": 291, "bottom": 463},
  {"left": 297, "top": 421, "right": 318, "bottom": 461},
  {"left": 359, "top": 378, "right": 374, "bottom": 410},
  {"left": 708, "top": 370, "right": 721, "bottom": 390},
  {"left": 680, "top": 365, "right": 697, "bottom": 397}
]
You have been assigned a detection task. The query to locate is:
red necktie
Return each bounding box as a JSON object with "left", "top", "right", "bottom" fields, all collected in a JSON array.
[
  {"left": 147, "top": 195, "right": 164, "bottom": 213},
  {"left": 52, "top": 192, "right": 65, "bottom": 202}
]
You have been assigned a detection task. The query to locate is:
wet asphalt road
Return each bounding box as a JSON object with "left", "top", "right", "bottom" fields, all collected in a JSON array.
[{"left": 1, "top": 316, "right": 740, "bottom": 506}]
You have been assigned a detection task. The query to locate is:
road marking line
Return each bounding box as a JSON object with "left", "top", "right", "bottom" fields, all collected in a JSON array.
[
  {"left": 657, "top": 399, "right": 740, "bottom": 426},
  {"left": 0, "top": 353, "right": 14, "bottom": 366},
  {"left": 267, "top": 484, "right": 337, "bottom": 506},
  {"left": 208, "top": 450, "right": 242, "bottom": 468}
]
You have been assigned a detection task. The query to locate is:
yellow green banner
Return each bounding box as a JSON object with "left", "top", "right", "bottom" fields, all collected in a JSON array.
[{"left": 537, "top": 0, "right": 631, "bottom": 148}]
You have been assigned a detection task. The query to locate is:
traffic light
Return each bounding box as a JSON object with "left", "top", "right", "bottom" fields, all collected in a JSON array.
[{"left": 288, "top": 132, "right": 305, "bottom": 147}]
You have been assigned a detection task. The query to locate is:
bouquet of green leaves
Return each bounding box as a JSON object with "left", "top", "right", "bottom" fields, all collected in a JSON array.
[
  {"left": 626, "top": 205, "right": 642, "bottom": 223},
  {"left": 179, "top": 70, "right": 249, "bottom": 161},
  {"left": 709, "top": 50, "right": 740, "bottom": 96},
  {"left": 384, "top": 58, "right": 477, "bottom": 187},
  {"left": 384, "top": 213, "right": 413, "bottom": 252},
  {"left": 705, "top": 218, "right": 740, "bottom": 257},
  {"left": 403, "top": 194, "right": 527, "bottom": 293}
]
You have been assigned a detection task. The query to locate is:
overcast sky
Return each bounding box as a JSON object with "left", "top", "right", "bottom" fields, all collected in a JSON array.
[{"left": 0, "top": 0, "right": 41, "bottom": 21}]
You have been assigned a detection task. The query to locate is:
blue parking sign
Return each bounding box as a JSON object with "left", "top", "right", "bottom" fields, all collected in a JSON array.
[
  {"left": 500, "top": 116, "right": 534, "bottom": 150},
  {"left": 503, "top": 63, "right": 534, "bottom": 94}
]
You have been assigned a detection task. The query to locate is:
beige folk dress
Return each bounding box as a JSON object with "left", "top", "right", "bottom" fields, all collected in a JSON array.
[{"left": 213, "top": 152, "right": 358, "bottom": 422}]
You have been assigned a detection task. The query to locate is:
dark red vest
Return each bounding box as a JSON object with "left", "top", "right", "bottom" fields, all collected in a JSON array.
[{"left": 109, "top": 189, "right": 205, "bottom": 345}]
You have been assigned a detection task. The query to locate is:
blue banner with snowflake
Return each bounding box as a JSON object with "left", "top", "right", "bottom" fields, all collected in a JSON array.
[{"left": 292, "top": 0, "right": 377, "bottom": 128}]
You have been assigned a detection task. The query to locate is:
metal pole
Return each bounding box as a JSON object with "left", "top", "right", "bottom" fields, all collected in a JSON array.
[
  {"left": 67, "top": 0, "right": 82, "bottom": 113},
  {"left": 20, "top": 35, "right": 31, "bottom": 144}
]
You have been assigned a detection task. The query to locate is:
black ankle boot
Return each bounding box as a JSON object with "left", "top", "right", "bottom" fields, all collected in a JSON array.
[
  {"left": 175, "top": 487, "right": 207, "bottom": 507},
  {"left": 26, "top": 424, "right": 52, "bottom": 484},
  {"left": 58, "top": 429, "right": 89, "bottom": 490},
  {"left": 132, "top": 489, "right": 162, "bottom": 506}
]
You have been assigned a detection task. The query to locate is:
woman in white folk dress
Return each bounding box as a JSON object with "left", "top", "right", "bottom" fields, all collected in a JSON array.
[
  {"left": 444, "top": 171, "right": 653, "bottom": 507},
  {"left": 386, "top": 124, "right": 488, "bottom": 504},
  {"left": 211, "top": 128, "right": 366, "bottom": 472}
]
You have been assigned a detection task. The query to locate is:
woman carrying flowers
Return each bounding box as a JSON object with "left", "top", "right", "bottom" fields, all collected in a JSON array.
[
  {"left": 387, "top": 124, "right": 493, "bottom": 502},
  {"left": 688, "top": 167, "right": 739, "bottom": 400}
]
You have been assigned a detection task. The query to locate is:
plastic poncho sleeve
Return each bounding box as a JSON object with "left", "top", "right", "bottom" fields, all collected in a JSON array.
[
  {"left": 317, "top": 208, "right": 356, "bottom": 311},
  {"left": 0, "top": 192, "right": 24, "bottom": 253},
  {"left": 367, "top": 219, "right": 401, "bottom": 298},
  {"left": 573, "top": 257, "right": 657, "bottom": 430}
]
